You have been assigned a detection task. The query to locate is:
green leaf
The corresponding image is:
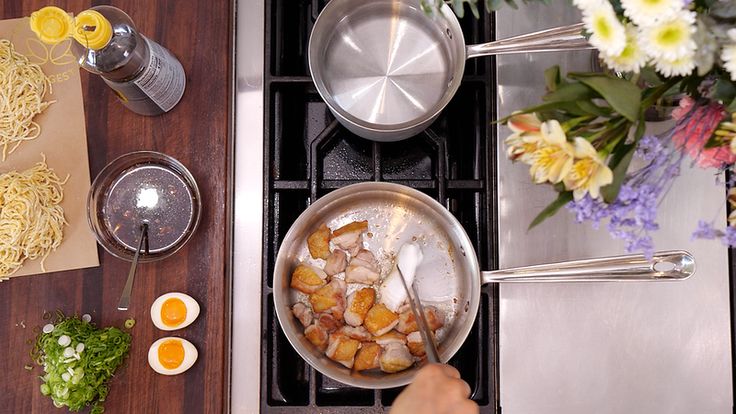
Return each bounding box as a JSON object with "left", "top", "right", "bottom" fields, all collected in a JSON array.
[
  {"left": 568, "top": 74, "right": 641, "bottom": 122},
  {"left": 575, "top": 100, "right": 612, "bottom": 117},
  {"left": 544, "top": 65, "right": 562, "bottom": 92},
  {"left": 601, "top": 145, "right": 635, "bottom": 203},
  {"left": 528, "top": 192, "right": 573, "bottom": 230},
  {"left": 451, "top": 0, "right": 466, "bottom": 17},
  {"left": 503, "top": 0, "right": 520, "bottom": 9},
  {"left": 485, "top": 0, "right": 504, "bottom": 10},
  {"left": 468, "top": 0, "right": 480, "bottom": 18},
  {"left": 712, "top": 78, "right": 736, "bottom": 104},
  {"left": 728, "top": 98, "right": 736, "bottom": 113},
  {"left": 543, "top": 82, "right": 598, "bottom": 104}
]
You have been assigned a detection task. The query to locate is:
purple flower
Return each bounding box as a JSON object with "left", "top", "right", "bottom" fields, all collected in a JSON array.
[
  {"left": 691, "top": 220, "right": 720, "bottom": 240},
  {"left": 721, "top": 226, "right": 736, "bottom": 246}
]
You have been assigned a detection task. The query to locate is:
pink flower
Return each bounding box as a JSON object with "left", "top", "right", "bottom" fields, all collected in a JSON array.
[{"left": 671, "top": 98, "right": 734, "bottom": 168}]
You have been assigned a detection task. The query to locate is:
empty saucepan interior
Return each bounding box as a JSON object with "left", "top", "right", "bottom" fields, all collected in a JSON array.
[
  {"left": 273, "top": 182, "right": 694, "bottom": 389},
  {"left": 308, "top": 0, "right": 592, "bottom": 141}
]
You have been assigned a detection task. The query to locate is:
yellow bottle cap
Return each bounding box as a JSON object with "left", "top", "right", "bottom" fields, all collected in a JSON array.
[
  {"left": 29, "top": 7, "right": 112, "bottom": 50},
  {"left": 72, "top": 10, "right": 113, "bottom": 50},
  {"left": 29, "top": 6, "right": 74, "bottom": 44}
]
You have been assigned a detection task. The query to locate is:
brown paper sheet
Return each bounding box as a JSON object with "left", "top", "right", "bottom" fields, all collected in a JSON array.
[{"left": 0, "top": 17, "right": 99, "bottom": 280}]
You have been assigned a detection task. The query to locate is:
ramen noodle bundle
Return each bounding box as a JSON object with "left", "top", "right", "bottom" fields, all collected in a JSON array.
[
  {"left": 0, "top": 156, "right": 67, "bottom": 279},
  {"left": 0, "top": 39, "right": 52, "bottom": 161}
]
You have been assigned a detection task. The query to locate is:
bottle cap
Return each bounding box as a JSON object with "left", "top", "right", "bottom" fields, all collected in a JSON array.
[
  {"left": 29, "top": 6, "right": 74, "bottom": 44},
  {"left": 72, "top": 10, "right": 113, "bottom": 50},
  {"left": 29, "top": 7, "right": 112, "bottom": 50}
]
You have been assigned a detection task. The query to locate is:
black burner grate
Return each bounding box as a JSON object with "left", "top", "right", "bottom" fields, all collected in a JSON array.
[{"left": 261, "top": 0, "right": 500, "bottom": 411}]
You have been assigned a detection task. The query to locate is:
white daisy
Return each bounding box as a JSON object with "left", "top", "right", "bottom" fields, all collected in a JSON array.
[
  {"left": 722, "top": 43, "right": 736, "bottom": 81},
  {"left": 639, "top": 11, "right": 696, "bottom": 61},
  {"left": 583, "top": 3, "right": 627, "bottom": 56},
  {"left": 572, "top": 0, "right": 608, "bottom": 13},
  {"left": 601, "top": 24, "right": 648, "bottom": 73},
  {"left": 653, "top": 54, "right": 695, "bottom": 77},
  {"left": 620, "top": 0, "right": 684, "bottom": 27}
]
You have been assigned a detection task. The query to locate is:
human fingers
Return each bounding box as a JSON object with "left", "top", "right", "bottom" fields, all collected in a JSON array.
[
  {"left": 448, "top": 377, "right": 472, "bottom": 398},
  {"left": 456, "top": 399, "right": 480, "bottom": 414},
  {"left": 434, "top": 363, "right": 461, "bottom": 379}
]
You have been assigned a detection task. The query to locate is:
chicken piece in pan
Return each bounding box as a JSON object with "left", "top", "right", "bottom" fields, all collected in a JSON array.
[
  {"left": 309, "top": 278, "right": 347, "bottom": 320},
  {"left": 374, "top": 330, "right": 406, "bottom": 346},
  {"left": 290, "top": 264, "right": 327, "bottom": 294},
  {"left": 304, "top": 323, "right": 329, "bottom": 352},
  {"left": 316, "top": 313, "right": 341, "bottom": 333},
  {"left": 292, "top": 302, "right": 313, "bottom": 327},
  {"left": 307, "top": 223, "right": 332, "bottom": 260},
  {"left": 344, "top": 287, "right": 376, "bottom": 327},
  {"left": 406, "top": 331, "right": 428, "bottom": 357},
  {"left": 331, "top": 220, "right": 368, "bottom": 255},
  {"left": 364, "top": 303, "right": 399, "bottom": 336},
  {"left": 345, "top": 249, "right": 381, "bottom": 284},
  {"left": 325, "top": 333, "right": 361, "bottom": 369},
  {"left": 379, "top": 342, "right": 414, "bottom": 373},
  {"left": 396, "top": 306, "right": 444, "bottom": 334},
  {"left": 338, "top": 325, "right": 373, "bottom": 341},
  {"left": 353, "top": 342, "right": 382, "bottom": 372},
  {"left": 324, "top": 249, "right": 348, "bottom": 276}
]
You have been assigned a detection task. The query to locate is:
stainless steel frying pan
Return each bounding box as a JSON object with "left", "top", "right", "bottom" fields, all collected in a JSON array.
[
  {"left": 273, "top": 182, "right": 695, "bottom": 389},
  {"left": 308, "top": 0, "right": 592, "bottom": 141}
]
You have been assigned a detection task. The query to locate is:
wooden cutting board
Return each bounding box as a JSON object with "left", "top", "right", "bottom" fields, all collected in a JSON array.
[{"left": 0, "top": 17, "right": 99, "bottom": 280}]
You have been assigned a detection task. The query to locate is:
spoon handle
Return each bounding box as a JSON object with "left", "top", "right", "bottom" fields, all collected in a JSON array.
[{"left": 117, "top": 223, "right": 148, "bottom": 310}]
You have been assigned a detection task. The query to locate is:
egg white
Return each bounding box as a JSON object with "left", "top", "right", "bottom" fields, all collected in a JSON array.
[
  {"left": 150, "top": 292, "right": 200, "bottom": 331},
  {"left": 148, "top": 337, "right": 198, "bottom": 375}
]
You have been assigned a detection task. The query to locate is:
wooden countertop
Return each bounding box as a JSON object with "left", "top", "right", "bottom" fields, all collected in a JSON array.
[{"left": 0, "top": 1, "right": 233, "bottom": 413}]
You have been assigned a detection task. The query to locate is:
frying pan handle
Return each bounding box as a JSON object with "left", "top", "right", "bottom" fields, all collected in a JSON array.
[
  {"left": 481, "top": 250, "right": 695, "bottom": 283},
  {"left": 466, "top": 22, "right": 593, "bottom": 58}
]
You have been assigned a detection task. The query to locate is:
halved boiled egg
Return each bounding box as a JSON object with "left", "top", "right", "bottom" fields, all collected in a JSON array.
[
  {"left": 150, "top": 292, "right": 200, "bottom": 331},
  {"left": 148, "top": 337, "right": 198, "bottom": 375}
]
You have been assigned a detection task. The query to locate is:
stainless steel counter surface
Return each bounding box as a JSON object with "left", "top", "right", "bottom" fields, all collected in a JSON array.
[
  {"left": 232, "top": 0, "right": 264, "bottom": 412},
  {"left": 496, "top": 4, "right": 733, "bottom": 414}
]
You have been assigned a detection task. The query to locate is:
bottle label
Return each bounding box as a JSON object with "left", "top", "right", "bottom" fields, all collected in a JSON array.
[{"left": 131, "top": 37, "right": 186, "bottom": 112}]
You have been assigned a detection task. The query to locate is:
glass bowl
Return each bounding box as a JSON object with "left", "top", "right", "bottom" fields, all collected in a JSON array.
[{"left": 87, "top": 151, "right": 202, "bottom": 262}]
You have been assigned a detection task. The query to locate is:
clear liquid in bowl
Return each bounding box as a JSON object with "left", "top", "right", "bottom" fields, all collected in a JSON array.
[{"left": 103, "top": 164, "right": 194, "bottom": 253}]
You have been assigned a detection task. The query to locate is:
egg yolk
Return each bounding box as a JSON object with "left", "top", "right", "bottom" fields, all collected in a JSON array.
[
  {"left": 158, "top": 339, "right": 185, "bottom": 369},
  {"left": 161, "top": 298, "right": 187, "bottom": 327}
]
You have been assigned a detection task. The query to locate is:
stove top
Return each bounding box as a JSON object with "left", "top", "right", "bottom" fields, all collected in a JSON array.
[{"left": 260, "top": 0, "right": 500, "bottom": 411}]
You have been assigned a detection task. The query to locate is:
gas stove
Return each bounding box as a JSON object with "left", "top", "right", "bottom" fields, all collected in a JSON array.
[
  {"left": 251, "top": 0, "right": 499, "bottom": 411},
  {"left": 234, "top": 1, "right": 734, "bottom": 413}
]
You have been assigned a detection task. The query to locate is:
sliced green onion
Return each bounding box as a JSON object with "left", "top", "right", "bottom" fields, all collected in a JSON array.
[{"left": 124, "top": 318, "right": 135, "bottom": 329}]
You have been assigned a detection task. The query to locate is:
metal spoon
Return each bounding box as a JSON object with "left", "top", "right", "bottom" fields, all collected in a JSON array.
[{"left": 117, "top": 223, "right": 148, "bottom": 311}]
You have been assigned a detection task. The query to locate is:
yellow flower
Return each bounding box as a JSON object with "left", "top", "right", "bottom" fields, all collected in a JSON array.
[
  {"left": 729, "top": 188, "right": 736, "bottom": 227},
  {"left": 563, "top": 137, "right": 614, "bottom": 200},
  {"left": 528, "top": 120, "right": 575, "bottom": 184},
  {"left": 715, "top": 113, "right": 736, "bottom": 154},
  {"left": 505, "top": 113, "right": 543, "bottom": 163}
]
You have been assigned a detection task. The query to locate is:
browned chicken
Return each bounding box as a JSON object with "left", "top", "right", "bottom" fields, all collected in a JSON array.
[
  {"left": 338, "top": 325, "right": 373, "bottom": 341},
  {"left": 309, "top": 278, "right": 347, "bottom": 320},
  {"left": 323, "top": 249, "right": 348, "bottom": 276},
  {"left": 331, "top": 221, "right": 368, "bottom": 255},
  {"left": 364, "top": 303, "right": 399, "bottom": 336},
  {"left": 292, "top": 302, "right": 313, "bottom": 327},
  {"left": 353, "top": 342, "right": 382, "bottom": 371},
  {"left": 353, "top": 249, "right": 378, "bottom": 267},
  {"left": 374, "top": 331, "right": 407, "bottom": 346},
  {"left": 290, "top": 264, "right": 327, "bottom": 294},
  {"left": 344, "top": 287, "right": 376, "bottom": 326},
  {"left": 307, "top": 223, "right": 332, "bottom": 259},
  {"left": 379, "top": 343, "right": 414, "bottom": 373},
  {"left": 396, "top": 306, "right": 444, "bottom": 334},
  {"left": 305, "top": 323, "right": 329, "bottom": 352},
  {"left": 406, "top": 331, "right": 426, "bottom": 357},
  {"left": 316, "top": 313, "right": 341, "bottom": 333},
  {"left": 325, "top": 333, "right": 361, "bottom": 369}
]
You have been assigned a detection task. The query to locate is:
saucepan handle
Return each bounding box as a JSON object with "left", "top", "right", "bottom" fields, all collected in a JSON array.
[
  {"left": 466, "top": 22, "right": 593, "bottom": 58},
  {"left": 481, "top": 250, "right": 695, "bottom": 283}
]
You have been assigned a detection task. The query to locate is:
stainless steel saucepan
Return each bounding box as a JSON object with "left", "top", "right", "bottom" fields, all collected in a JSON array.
[
  {"left": 273, "top": 182, "right": 695, "bottom": 389},
  {"left": 308, "top": 0, "right": 592, "bottom": 141}
]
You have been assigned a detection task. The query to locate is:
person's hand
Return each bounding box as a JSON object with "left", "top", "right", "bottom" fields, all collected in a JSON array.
[{"left": 390, "top": 363, "right": 479, "bottom": 414}]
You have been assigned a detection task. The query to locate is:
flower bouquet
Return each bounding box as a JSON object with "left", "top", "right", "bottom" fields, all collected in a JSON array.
[{"left": 495, "top": 0, "right": 736, "bottom": 257}]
